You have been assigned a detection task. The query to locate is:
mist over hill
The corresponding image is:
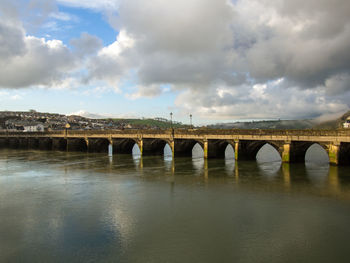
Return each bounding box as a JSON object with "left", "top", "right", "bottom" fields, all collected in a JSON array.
[
  {"left": 206, "top": 110, "right": 350, "bottom": 130},
  {"left": 207, "top": 119, "right": 315, "bottom": 129},
  {"left": 314, "top": 111, "right": 350, "bottom": 129}
]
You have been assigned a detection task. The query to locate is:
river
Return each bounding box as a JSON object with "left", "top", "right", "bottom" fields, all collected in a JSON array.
[{"left": 1, "top": 146, "right": 350, "bottom": 262}]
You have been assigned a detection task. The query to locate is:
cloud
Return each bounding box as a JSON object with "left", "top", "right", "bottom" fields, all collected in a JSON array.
[
  {"left": 57, "top": 0, "right": 119, "bottom": 11},
  {"left": 0, "top": 32, "right": 75, "bottom": 88},
  {"left": 126, "top": 84, "right": 164, "bottom": 100},
  {"left": 1, "top": 0, "right": 350, "bottom": 120},
  {"left": 85, "top": 30, "right": 135, "bottom": 86},
  {"left": 49, "top": 11, "right": 77, "bottom": 22},
  {"left": 69, "top": 110, "right": 108, "bottom": 119},
  {"left": 0, "top": 21, "right": 26, "bottom": 59},
  {"left": 0, "top": 0, "right": 79, "bottom": 89},
  {"left": 325, "top": 73, "right": 350, "bottom": 96},
  {"left": 70, "top": 32, "right": 103, "bottom": 58},
  {"left": 0, "top": 91, "right": 25, "bottom": 101},
  {"left": 83, "top": 0, "right": 350, "bottom": 119},
  {"left": 174, "top": 80, "right": 349, "bottom": 120}
]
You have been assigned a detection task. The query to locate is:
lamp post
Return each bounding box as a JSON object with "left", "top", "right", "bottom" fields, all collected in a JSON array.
[
  {"left": 170, "top": 112, "right": 173, "bottom": 129},
  {"left": 190, "top": 114, "right": 192, "bottom": 128},
  {"left": 65, "top": 123, "right": 70, "bottom": 137}
]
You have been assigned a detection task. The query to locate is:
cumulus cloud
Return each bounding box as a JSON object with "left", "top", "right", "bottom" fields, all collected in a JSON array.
[
  {"left": 0, "top": 0, "right": 78, "bottom": 89},
  {"left": 0, "top": 32, "right": 75, "bottom": 88},
  {"left": 84, "top": 0, "right": 349, "bottom": 119},
  {"left": 85, "top": 30, "right": 135, "bottom": 86},
  {"left": 175, "top": 81, "right": 349, "bottom": 120},
  {"left": 70, "top": 32, "right": 103, "bottom": 57},
  {"left": 1, "top": 0, "right": 350, "bottom": 120}
]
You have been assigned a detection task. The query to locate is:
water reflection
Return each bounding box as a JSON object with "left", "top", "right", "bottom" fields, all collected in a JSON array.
[
  {"left": 282, "top": 163, "right": 291, "bottom": 189},
  {"left": 192, "top": 157, "right": 204, "bottom": 175},
  {"left": 305, "top": 161, "right": 329, "bottom": 186},
  {"left": 1, "top": 149, "right": 350, "bottom": 263},
  {"left": 224, "top": 158, "right": 235, "bottom": 174},
  {"left": 257, "top": 160, "right": 281, "bottom": 179}
]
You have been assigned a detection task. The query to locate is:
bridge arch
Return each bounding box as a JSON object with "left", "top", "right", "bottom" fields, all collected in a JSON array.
[
  {"left": 113, "top": 138, "right": 138, "bottom": 154},
  {"left": 290, "top": 141, "right": 329, "bottom": 163},
  {"left": 88, "top": 138, "right": 110, "bottom": 153},
  {"left": 28, "top": 138, "right": 40, "bottom": 149},
  {"left": 256, "top": 143, "right": 282, "bottom": 163},
  {"left": 38, "top": 137, "right": 52, "bottom": 150},
  {"left": 238, "top": 140, "right": 283, "bottom": 161},
  {"left": 225, "top": 144, "right": 235, "bottom": 159},
  {"left": 8, "top": 138, "right": 20, "bottom": 149},
  {"left": 305, "top": 143, "right": 329, "bottom": 163},
  {"left": 339, "top": 142, "right": 350, "bottom": 165},
  {"left": 206, "top": 140, "right": 234, "bottom": 159},
  {"left": 192, "top": 142, "right": 204, "bottom": 158},
  {"left": 174, "top": 139, "right": 204, "bottom": 157},
  {"left": 142, "top": 138, "right": 171, "bottom": 156},
  {"left": 67, "top": 138, "right": 88, "bottom": 152},
  {"left": 0, "top": 138, "right": 8, "bottom": 148},
  {"left": 164, "top": 143, "right": 173, "bottom": 157},
  {"left": 52, "top": 138, "right": 67, "bottom": 151}
]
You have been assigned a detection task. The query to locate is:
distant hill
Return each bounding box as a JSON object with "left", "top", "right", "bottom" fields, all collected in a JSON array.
[
  {"left": 109, "top": 118, "right": 186, "bottom": 129},
  {"left": 314, "top": 111, "right": 350, "bottom": 129},
  {"left": 207, "top": 119, "right": 315, "bottom": 130}
]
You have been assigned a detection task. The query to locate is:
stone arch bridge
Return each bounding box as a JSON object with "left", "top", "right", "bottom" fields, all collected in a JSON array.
[{"left": 0, "top": 129, "right": 350, "bottom": 165}]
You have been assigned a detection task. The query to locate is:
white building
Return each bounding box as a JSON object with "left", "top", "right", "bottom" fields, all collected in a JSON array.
[
  {"left": 23, "top": 123, "right": 44, "bottom": 132},
  {"left": 343, "top": 117, "right": 350, "bottom": 128}
]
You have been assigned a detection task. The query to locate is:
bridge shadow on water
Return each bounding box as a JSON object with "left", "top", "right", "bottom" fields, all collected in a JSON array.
[{"left": 1, "top": 146, "right": 350, "bottom": 200}]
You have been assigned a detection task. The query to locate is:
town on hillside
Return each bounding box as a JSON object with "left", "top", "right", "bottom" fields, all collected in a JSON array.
[{"left": 0, "top": 110, "right": 183, "bottom": 132}]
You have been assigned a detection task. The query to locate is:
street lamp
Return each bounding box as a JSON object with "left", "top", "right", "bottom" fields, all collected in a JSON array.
[
  {"left": 65, "top": 123, "right": 70, "bottom": 136},
  {"left": 170, "top": 112, "right": 173, "bottom": 129},
  {"left": 190, "top": 114, "right": 192, "bottom": 128}
]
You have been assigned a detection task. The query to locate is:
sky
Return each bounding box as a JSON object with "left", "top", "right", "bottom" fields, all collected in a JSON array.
[{"left": 0, "top": 0, "right": 350, "bottom": 125}]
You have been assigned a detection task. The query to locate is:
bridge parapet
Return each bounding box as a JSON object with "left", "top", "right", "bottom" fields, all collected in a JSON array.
[{"left": 1, "top": 128, "right": 350, "bottom": 137}]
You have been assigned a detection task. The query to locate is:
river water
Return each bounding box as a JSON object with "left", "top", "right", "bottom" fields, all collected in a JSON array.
[{"left": 1, "top": 146, "right": 350, "bottom": 263}]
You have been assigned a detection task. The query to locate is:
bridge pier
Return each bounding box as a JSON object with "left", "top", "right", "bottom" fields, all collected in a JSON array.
[
  {"left": 235, "top": 140, "right": 260, "bottom": 161},
  {"left": 85, "top": 138, "right": 89, "bottom": 152},
  {"left": 282, "top": 142, "right": 291, "bottom": 163},
  {"left": 329, "top": 142, "right": 340, "bottom": 166},
  {"left": 234, "top": 140, "right": 239, "bottom": 160},
  {"left": 203, "top": 140, "right": 208, "bottom": 159}
]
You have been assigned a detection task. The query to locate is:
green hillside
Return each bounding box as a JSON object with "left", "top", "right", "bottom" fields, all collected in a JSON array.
[{"left": 109, "top": 118, "right": 186, "bottom": 129}]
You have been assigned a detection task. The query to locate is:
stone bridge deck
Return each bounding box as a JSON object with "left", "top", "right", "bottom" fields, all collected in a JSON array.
[{"left": 0, "top": 129, "right": 349, "bottom": 165}]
